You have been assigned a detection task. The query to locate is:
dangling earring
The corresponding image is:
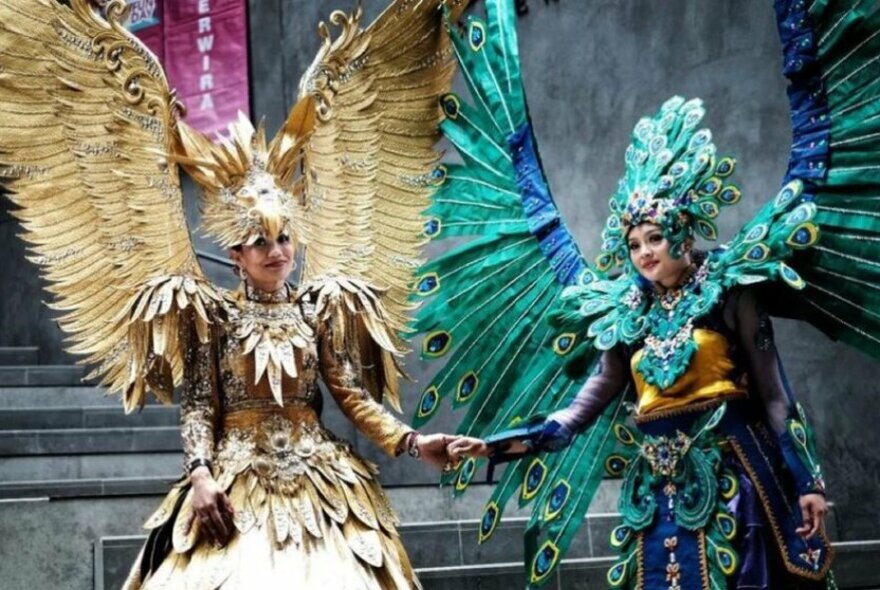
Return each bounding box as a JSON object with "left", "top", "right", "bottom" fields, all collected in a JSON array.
[{"left": 238, "top": 266, "right": 249, "bottom": 284}]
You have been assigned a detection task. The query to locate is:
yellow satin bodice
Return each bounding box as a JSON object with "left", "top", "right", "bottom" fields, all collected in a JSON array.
[{"left": 631, "top": 328, "right": 746, "bottom": 417}]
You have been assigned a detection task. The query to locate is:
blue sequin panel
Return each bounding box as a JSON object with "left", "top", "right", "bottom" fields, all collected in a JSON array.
[
  {"left": 508, "top": 123, "right": 588, "bottom": 286},
  {"left": 774, "top": 0, "right": 831, "bottom": 185}
]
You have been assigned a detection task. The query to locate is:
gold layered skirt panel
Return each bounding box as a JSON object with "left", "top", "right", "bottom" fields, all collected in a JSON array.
[{"left": 124, "top": 406, "right": 419, "bottom": 590}]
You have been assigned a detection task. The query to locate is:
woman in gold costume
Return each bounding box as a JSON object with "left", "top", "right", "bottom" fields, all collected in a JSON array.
[
  {"left": 127, "top": 220, "right": 455, "bottom": 589},
  {"left": 0, "top": 0, "right": 467, "bottom": 587}
]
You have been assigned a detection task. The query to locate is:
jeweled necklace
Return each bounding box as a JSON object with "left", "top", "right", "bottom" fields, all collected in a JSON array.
[
  {"left": 245, "top": 281, "right": 291, "bottom": 303},
  {"left": 635, "top": 260, "right": 718, "bottom": 389},
  {"left": 654, "top": 263, "right": 697, "bottom": 311}
]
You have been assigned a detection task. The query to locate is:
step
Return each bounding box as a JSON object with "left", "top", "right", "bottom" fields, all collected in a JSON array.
[
  {"left": 0, "top": 472, "right": 621, "bottom": 517},
  {"left": 831, "top": 540, "right": 880, "bottom": 589},
  {"left": 0, "top": 476, "right": 175, "bottom": 500},
  {"left": 0, "top": 346, "right": 39, "bottom": 365},
  {"left": 0, "top": 386, "right": 118, "bottom": 408},
  {"left": 0, "top": 479, "right": 621, "bottom": 526},
  {"left": 0, "top": 365, "right": 87, "bottom": 386},
  {"left": 0, "top": 472, "right": 620, "bottom": 512},
  {"left": 0, "top": 426, "right": 181, "bottom": 456},
  {"left": 0, "top": 405, "right": 180, "bottom": 430},
  {"left": 0, "top": 451, "right": 182, "bottom": 484}
]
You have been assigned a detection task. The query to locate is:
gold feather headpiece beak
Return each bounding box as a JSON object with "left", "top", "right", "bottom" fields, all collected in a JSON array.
[{"left": 173, "top": 99, "right": 316, "bottom": 248}]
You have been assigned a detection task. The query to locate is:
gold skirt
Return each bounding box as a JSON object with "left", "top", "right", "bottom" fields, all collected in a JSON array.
[{"left": 123, "top": 408, "right": 420, "bottom": 590}]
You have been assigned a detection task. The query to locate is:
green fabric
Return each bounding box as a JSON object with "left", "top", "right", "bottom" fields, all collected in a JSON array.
[
  {"left": 408, "top": 2, "right": 623, "bottom": 587},
  {"left": 523, "top": 393, "right": 630, "bottom": 587},
  {"left": 613, "top": 405, "right": 740, "bottom": 588},
  {"left": 779, "top": 0, "right": 880, "bottom": 359}
]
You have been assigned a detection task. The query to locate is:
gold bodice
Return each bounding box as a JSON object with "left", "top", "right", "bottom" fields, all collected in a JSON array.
[
  {"left": 631, "top": 328, "right": 746, "bottom": 418},
  {"left": 178, "top": 286, "right": 411, "bottom": 475}
]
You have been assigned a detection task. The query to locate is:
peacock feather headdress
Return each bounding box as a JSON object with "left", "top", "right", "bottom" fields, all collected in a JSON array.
[{"left": 596, "top": 96, "right": 743, "bottom": 272}]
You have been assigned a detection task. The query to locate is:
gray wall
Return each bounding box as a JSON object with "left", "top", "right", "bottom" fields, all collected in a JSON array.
[{"left": 1, "top": 0, "right": 878, "bottom": 538}]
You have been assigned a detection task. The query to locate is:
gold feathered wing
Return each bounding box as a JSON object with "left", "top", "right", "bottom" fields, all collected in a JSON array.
[
  {"left": 292, "top": 1, "right": 466, "bottom": 410},
  {"left": 0, "top": 0, "right": 222, "bottom": 411}
]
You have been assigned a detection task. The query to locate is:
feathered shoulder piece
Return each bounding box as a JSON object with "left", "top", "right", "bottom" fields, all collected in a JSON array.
[{"left": 298, "top": 275, "right": 405, "bottom": 411}]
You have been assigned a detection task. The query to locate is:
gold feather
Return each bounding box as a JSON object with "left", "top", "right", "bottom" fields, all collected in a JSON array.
[
  {"left": 343, "top": 518, "right": 384, "bottom": 568},
  {"left": 290, "top": 0, "right": 463, "bottom": 404},
  {"left": 0, "top": 0, "right": 220, "bottom": 412},
  {"left": 299, "top": 487, "right": 325, "bottom": 539}
]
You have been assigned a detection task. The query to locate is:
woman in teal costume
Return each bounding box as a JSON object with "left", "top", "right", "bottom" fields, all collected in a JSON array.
[
  {"left": 450, "top": 174, "right": 834, "bottom": 588},
  {"left": 407, "top": 0, "right": 880, "bottom": 588}
]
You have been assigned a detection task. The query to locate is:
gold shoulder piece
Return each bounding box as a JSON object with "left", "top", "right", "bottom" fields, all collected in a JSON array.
[{"left": 300, "top": 275, "right": 406, "bottom": 411}]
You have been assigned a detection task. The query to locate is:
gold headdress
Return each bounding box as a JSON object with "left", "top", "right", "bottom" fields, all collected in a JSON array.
[{"left": 175, "top": 103, "right": 315, "bottom": 248}]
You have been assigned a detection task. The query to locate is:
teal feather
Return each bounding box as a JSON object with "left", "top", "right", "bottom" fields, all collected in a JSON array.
[
  {"left": 769, "top": 0, "right": 880, "bottom": 357},
  {"left": 523, "top": 393, "right": 630, "bottom": 588},
  {"left": 408, "top": 2, "right": 615, "bottom": 586}
]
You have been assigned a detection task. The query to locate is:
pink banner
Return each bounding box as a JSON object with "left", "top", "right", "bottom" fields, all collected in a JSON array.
[
  {"left": 126, "top": 0, "right": 250, "bottom": 137},
  {"left": 124, "top": 0, "right": 164, "bottom": 62}
]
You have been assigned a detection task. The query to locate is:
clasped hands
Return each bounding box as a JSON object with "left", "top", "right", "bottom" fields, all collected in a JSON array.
[{"left": 405, "top": 433, "right": 490, "bottom": 470}]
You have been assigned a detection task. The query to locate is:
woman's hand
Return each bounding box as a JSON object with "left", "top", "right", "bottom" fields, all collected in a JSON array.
[
  {"left": 447, "top": 436, "right": 491, "bottom": 462},
  {"left": 414, "top": 433, "right": 458, "bottom": 470},
  {"left": 188, "top": 466, "right": 235, "bottom": 546},
  {"left": 796, "top": 493, "right": 828, "bottom": 539}
]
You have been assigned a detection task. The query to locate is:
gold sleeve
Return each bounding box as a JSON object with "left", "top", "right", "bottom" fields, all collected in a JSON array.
[
  {"left": 179, "top": 326, "right": 219, "bottom": 469},
  {"left": 318, "top": 320, "right": 413, "bottom": 456}
]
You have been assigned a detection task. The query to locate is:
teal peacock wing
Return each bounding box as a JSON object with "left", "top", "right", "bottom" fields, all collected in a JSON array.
[
  {"left": 760, "top": 0, "right": 880, "bottom": 355},
  {"left": 410, "top": 1, "right": 626, "bottom": 586},
  {"left": 411, "top": 0, "right": 595, "bottom": 437}
]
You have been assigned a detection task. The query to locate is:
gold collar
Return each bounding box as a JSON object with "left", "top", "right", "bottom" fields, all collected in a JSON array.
[{"left": 245, "top": 281, "right": 291, "bottom": 304}]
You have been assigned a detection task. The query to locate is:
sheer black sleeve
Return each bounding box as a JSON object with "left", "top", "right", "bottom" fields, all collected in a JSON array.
[
  {"left": 727, "top": 288, "right": 826, "bottom": 495},
  {"left": 547, "top": 348, "right": 628, "bottom": 435}
]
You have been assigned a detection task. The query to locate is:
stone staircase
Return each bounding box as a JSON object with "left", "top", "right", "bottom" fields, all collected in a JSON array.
[{"left": 1, "top": 347, "right": 879, "bottom": 590}]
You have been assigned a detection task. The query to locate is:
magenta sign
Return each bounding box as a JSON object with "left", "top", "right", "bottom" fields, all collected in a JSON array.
[{"left": 126, "top": 0, "right": 251, "bottom": 136}]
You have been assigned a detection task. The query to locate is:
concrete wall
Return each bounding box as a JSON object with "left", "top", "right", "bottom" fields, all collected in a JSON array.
[{"left": 1, "top": 0, "right": 878, "bottom": 538}]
